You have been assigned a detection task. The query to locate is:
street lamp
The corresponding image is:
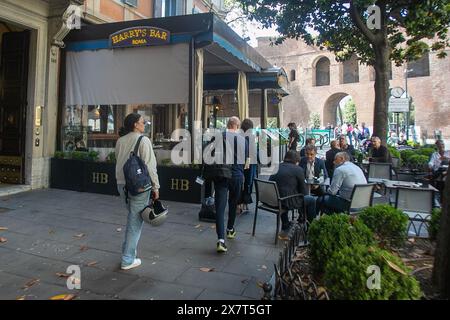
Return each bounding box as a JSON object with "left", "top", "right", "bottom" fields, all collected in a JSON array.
[{"left": 404, "top": 68, "right": 413, "bottom": 140}]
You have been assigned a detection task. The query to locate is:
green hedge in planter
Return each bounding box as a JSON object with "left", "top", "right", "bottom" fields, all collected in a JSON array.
[
  {"left": 308, "top": 214, "right": 375, "bottom": 274},
  {"left": 429, "top": 208, "right": 442, "bottom": 241},
  {"left": 359, "top": 205, "right": 408, "bottom": 248},
  {"left": 324, "top": 245, "right": 422, "bottom": 300}
]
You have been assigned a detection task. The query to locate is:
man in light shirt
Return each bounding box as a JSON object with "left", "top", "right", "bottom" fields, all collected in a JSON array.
[
  {"left": 320, "top": 152, "right": 367, "bottom": 214},
  {"left": 429, "top": 140, "right": 449, "bottom": 205}
]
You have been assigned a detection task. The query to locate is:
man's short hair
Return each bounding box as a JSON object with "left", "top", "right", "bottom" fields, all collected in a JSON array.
[
  {"left": 372, "top": 136, "right": 381, "bottom": 142},
  {"left": 227, "top": 116, "right": 240, "bottom": 129},
  {"left": 331, "top": 140, "right": 339, "bottom": 148},
  {"left": 305, "top": 145, "right": 317, "bottom": 154},
  {"left": 335, "top": 151, "right": 350, "bottom": 162},
  {"left": 284, "top": 150, "right": 300, "bottom": 164}
]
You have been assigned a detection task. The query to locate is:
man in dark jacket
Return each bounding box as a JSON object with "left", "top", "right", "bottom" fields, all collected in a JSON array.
[
  {"left": 326, "top": 140, "right": 341, "bottom": 178},
  {"left": 299, "top": 145, "right": 328, "bottom": 196},
  {"left": 369, "top": 136, "right": 391, "bottom": 163},
  {"left": 269, "top": 151, "right": 317, "bottom": 234}
]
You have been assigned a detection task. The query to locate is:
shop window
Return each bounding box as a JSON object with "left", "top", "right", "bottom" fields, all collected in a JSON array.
[
  {"left": 407, "top": 53, "right": 430, "bottom": 78},
  {"left": 315, "top": 57, "right": 330, "bottom": 86},
  {"left": 87, "top": 105, "right": 116, "bottom": 134}
]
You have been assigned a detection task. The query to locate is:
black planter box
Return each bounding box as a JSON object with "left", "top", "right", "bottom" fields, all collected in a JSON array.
[
  {"left": 85, "top": 162, "right": 119, "bottom": 195},
  {"left": 50, "top": 158, "right": 85, "bottom": 192},
  {"left": 50, "top": 159, "right": 201, "bottom": 202},
  {"left": 50, "top": 158, "right": 119, "bottom": 195},
  {"left": 157, "top": 165, "right": 202, "bottom": 204}
]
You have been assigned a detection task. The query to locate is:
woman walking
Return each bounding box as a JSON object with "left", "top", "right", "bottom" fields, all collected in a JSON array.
[{"left": 115, "top": 113, "right": 160, "bottom": 270}]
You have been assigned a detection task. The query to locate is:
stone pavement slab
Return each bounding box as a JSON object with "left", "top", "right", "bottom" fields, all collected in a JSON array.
[{"left": 0, "top": 188, "right": 283, "bottom": 300}]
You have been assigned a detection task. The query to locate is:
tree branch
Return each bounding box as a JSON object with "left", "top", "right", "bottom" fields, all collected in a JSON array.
[{"left": 349, "top": 0, "right": 377, "bottom": 45}]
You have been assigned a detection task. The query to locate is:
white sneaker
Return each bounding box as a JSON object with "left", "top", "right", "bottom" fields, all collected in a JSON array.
[{"left": 121, "top": 258, "right": 141, "bottom": 270}]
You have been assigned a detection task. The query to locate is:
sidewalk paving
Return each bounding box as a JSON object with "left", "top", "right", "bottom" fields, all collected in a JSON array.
[{"left": 0, "top": 188, "right": 284, "bottom": 300}]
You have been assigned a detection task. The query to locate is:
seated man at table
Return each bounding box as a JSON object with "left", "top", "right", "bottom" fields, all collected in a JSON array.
[
  {"left": 299, "top": 145, "right": 328, "bottom": 196},
  {"left": 369, "top": 136, "right": 391, "bottom": 163},
  {"left": 300, "top": 138, "right": 316, "bottom": 158},
  {"left": 269, "top": 151, "right": 318, "bottom": 233},
  {"left": 326, "top": 140, "right": 340, "bottom": 179},
  {"left": 338, "top": 134, "right": 355, "bottom": 161},
  {"left": 321, "top": 152, "right": 367, "bottom": 214},
  {"left": 428, "top": 139, "right": 449, "bottom": 204}
]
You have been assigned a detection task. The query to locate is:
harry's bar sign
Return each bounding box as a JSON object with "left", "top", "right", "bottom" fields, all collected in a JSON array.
[{"left": 109, "top": 26, "right": 170, "bottom": 49}]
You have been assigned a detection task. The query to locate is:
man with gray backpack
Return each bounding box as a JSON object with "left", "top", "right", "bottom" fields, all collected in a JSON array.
[{"left": 115, "top": 113, "right": 160, "bottom": 270}]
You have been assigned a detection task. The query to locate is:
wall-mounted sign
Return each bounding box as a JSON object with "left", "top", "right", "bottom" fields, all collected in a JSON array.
[{"left": 109, "top": 26, "right": 170, "bottom": 49}]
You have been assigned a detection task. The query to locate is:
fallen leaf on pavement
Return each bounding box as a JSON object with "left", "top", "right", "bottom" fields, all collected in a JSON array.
[
  {"left": 80, "top": 245, "right": 88, "bottom": 252},
  {"left": 74, "top": 233, "right": 85, "bottom": 239},
  {"left": 55, "top": 273, "right": 70, "bottom": 278},
  {"left": 50, "top": 294, "right": 77, "bottom": 300},
  {"left": 261, "top": 265, "right": 267, "bottom": 270},
  {"left": 87, "top": 261, "right": 98, "bottom": 267},
  {"left": 116, "top": 228, "right": 122, "bottom": 232},
  {"left": 200, "top": 267, "right": 214, "bottom": 272},
  {"left": 23, "top": 279, "right": 40, "bottom": 290},
  {"left": 0, "top": 227, "right": 8, "bottom": 231},
  {"left": 256, "top": 281, "right": 264, "bottom": 288},
  {"left": 0, "top": 237, "right": 7, "bottom": 243},
  {"left": 16, "top": 296, "right": 26, "bottom": 300},
  {"left": 210, "top": 225, "right": 216, "bottom": 229},
  {"left": 194, "top": 224, "right": 201, "bottom": 229}
]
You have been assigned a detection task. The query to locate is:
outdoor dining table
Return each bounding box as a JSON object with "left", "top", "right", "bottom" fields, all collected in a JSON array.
[{"left": 304, "top": 178, "right": 330, "bottom": 196}]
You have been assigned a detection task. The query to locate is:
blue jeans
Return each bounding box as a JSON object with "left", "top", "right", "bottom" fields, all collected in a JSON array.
[
  {"left": 214, "top": 176, "right": 243, "bottom": 240},
  {"left": 321, "top": 194, "right": 350, "bottom": 214},
  {"left": 117, "top": 184, "right": 151, "bottom": 267}
]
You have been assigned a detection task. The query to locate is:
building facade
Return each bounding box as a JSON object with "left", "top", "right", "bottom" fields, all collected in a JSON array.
[
  {"left": 256, "top": 37, "right": 450, "bottom": 141},
  {"left": 0, "top": 0, "right": 85, "bottom": 189}
]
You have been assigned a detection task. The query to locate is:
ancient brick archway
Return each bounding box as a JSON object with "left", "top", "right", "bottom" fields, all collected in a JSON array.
[{"left": 323, "top": 92, "right": 351, "bottom": 126}]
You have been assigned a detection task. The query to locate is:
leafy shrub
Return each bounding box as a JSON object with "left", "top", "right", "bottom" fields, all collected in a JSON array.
[
  {"left": 71, "top": 151, "right": 89, "bottom": 161},
  {"left": 416, "top": 148, "right": 435, "bottom": 159},
  {"left": 400, "top": 149, "right": 416, "bottom": 163},
  {"left": 87, "top": 151, "right": 99, "bottom": 162},
  {"left": 54, "top": 151, "right": 64, "bottom": 159},
  {"left": 429, "top": 208, "right": 442, "bottom": 241},
  {"left": 359, "top": 205, "right": 408, "bottom": 248},
  {"left": 388, "top": 147, "right": 401, "bottom": 160},
  {"left": 106, "top": 152, "right": 116, "bottom": 163},
  {"left": 308, "top": 214, "right": 375, "bottom": 274},
  {"left": 408, "top": 154, "right": 429, "bottom": 168},
  {"left": 324, "top": 245, "right": 422, "bottom": 300}
]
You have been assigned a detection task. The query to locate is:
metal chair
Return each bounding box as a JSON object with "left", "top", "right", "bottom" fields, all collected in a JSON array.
[
  {"left": 395, "top": 187, "right": 434, "bottom": 238},
  {"left": 348, "top": 183, "right": 376, "bottom": 215},
  {"left": 368, "top": 162, "right": 393, "bottom": 180},
  {"left": 253, "top": 178, "right": 305, "bottom": 245}
]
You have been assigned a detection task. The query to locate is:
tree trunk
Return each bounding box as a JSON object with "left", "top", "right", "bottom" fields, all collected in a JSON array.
[
  {"left": 373, "top": 45, "right": 390, "bottom": 144},
  {"left": 433, "top": 173, "right": 450, "bottom": 298}
]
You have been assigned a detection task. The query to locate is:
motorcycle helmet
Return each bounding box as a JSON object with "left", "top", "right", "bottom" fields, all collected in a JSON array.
[{"left": 141, "top": 200, "right": 168, "bottom": 226}]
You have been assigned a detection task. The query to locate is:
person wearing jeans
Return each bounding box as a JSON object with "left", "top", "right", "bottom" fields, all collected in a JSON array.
[
  {"left": 117, "top": 185, "right": 150, "bottom": 268},
  {"left": 115, "top": 113, "right": 160, "bottom": 270}
]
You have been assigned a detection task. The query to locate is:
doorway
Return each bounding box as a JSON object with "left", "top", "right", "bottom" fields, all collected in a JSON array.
[{"left": 0, "top": 22, "right": 30, "bottom": 184}]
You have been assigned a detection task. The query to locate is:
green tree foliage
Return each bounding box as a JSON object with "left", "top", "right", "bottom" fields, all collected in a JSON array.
[
  {"left": 343, "top": 98, "right": 357, "bottom": 125},
  {"left": 235, "top": 0, "right": 450, "bottom": 142},
  {"left": 309, "top": 112, "right": 321, "bottom": 129}
]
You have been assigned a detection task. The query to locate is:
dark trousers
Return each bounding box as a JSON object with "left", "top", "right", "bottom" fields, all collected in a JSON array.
[
  {"left": 214, "top": 176, "right": 243, "bottom": 240},
  {"left": 321, "top": 194, "right": 351, "bottom": 214}
]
